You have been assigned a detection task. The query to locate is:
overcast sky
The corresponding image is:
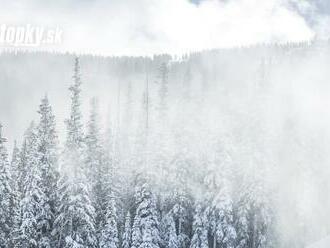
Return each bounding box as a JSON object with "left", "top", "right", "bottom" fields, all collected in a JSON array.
[{"left": 0, "top": 0, "right": 329, "bottom": 56}]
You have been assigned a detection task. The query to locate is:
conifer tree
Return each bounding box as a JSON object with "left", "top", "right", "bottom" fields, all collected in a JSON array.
[
  {"left": 53, "top": 57, "right": 97, "bottom": 248},
  {"left": 85, "top": 98, "right": 108, "bottom": 232},
  {"left": 8, "top": 140, "right": 21, "bottom": 247},
  {"left": 0, "top": 124, "right": 16, "bottom": 247},
  {"left": 131, "top": 214, "right": 142, "bottom": 248},
  {"left": 161, "top": 213, "right": 179, "bottom": 248},
  {"left": 133, "top": 179, "right": 160, "bottom": 248},
  {"left": 10, "top": 140, "right": 20, "bottom": 183},
  {"left": 17, "top": 123, "right": 42, "bottom": 248},
  {"left": 36, "top": 95, "right": 59, "bottom": 247},
  {"left": 99, "top": 195, "right": 119, "bottom": 248},
  {"left": 204, "top": 149, "right": 236, "bottom": 248},
  {"left": 17, "top": 135, "right": 30, "bottom": 196},
  {"left": 189, "top": 204, "right": 208, "bottom": 248},
  {"left": 172, "top": 153, "right": 192, "bottom": 248},
  {"left": 122, "top": 211, "right": 132, "bottom": 248}
]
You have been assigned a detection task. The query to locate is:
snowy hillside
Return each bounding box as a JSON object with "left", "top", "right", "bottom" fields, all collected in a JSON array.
[{"left": 1, "top": 42, "right": 330, "bottom": 247}]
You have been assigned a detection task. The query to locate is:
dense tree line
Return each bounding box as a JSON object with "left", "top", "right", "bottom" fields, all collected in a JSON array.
[{"left": 0, "top": 54, "right": 279, "bottom": 248}]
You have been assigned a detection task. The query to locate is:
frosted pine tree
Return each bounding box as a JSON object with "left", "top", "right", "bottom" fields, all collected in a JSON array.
[
  {"left": 85, "top": 98, "right": 108, "bottom": 233},
  {"left": 11, "top": 126, "right": 34, "bottom": 245},
  {"left": 0, "top": 124, "right": 16, "bottom": 247},
  {"left": 160, "top": 213, "right": 179, "bottom": 248},
  {"left": 8, "top": 140, "right": 21, "bottom": 247},
  {"left": 17, "top": 135, "right": 30, "bottom": 196},
  {"left": 166, "top": 214, "right": 179, "bottom": 248},
  {"left": 210, "top": 182, "right": 236, "bottom": 248},
  {"left": 131, "top": 213, "right": 141, "bottom": 248},
  {"left": 234, "top": 187, "right": 250, "bottom": 248},
  {"left": 122, "top": 211, "right": 132, "bottom": 248},
  {"left": 133, "top": 179, "right": 160, "bottom": 248},
  {"left": 17, "top": 123, "right": 42, "bottom": 248},
  {"left": 215, "top": 188, "right": 237, "bottom": 248},
  {"left": 99, "top": 195, "right": 119, "bottom": 248},
  {"left": 36, "top": 96, "right": 59, "bottom": 247},
  {"left": 10, "top": 140, "right": 20, "bottom": 183},
  {"left": 85, "top": 98, "right": 101, "bottom": 187},
  {"left": 171, "top": 152, "right": 192, "bottom": 248},
  {"left": 248, "top": 180, "right": 275, "bottom": 248},
  {"left": 52, "top": 57, "right": 97, "bottom": 248},
  {"left": 204, "top": 148, "right": 236, "bottom": 248},
  {"left": 234, "top": 181, "right": 260, "bottom": 248},
  {"left": 189, "top": 204, "right": 208, "bottom": 248},
  {"left": 233, "top": 164, "right": 275, "bottom": 248}
]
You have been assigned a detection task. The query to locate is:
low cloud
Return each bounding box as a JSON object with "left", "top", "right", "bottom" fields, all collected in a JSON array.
[{"left": 0, "top": 0, "right": 325, "bottom": 55}]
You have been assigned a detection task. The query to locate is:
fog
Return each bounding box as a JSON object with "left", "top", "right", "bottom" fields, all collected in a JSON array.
[
  {"left": 1, "top": 41, "right": 330, "bottom": 247},
  {"left": 1, "top": 1, "right": 330, "bottom": 247},
  {"left": 1, "top": 0, "right": 329, "bottom": 55}
]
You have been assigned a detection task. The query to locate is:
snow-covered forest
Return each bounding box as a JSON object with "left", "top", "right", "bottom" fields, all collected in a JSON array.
[{"left": 1, "top": 41, "right": 330, "bottom": 248}]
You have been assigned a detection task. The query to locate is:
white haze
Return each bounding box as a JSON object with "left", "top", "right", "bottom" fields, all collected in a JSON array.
[
  {"left": 1, "top": 43, "right": 330, "bottom": 247},
  {"left": 1, "top": 1, "right": 330, "bottom": 247},
  {"left": 0, "top": 0, "right": 329, "bottom": 55}
]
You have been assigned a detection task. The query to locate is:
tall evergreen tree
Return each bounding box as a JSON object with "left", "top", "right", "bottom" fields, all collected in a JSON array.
[
  {"left": 53, "top": 57, "right": 97, "bottom": 248},
  {"left": 172, "top": 153, "right": 192, "bottom": 248},
  {"left": 131, "top": 214, "right": 141, "bottom": 248},
  {"left": 85, "top": 97, "right": 108, "bottom": 233},
  {"left": 133, "top": 179, "right": 160, "bottom": 248},
  {"left": 10, "top": 140, "right": 20, "bottom": 183},
  {"left": 234, "top": 172, "right": 275, "bottom": 248},
  {"left": 12, "top": 125, "right": 36, "bottom": 246},
  {"left": 65, "top": 57, "right": 84, "bottom": 150},
  {"left": 122, "top": 211, "right": 132, "bottom": 248},
  {"left": 8, "top": 140, "right": 21, "bottom": 247},
  {"left": 160, "top": 213, "right": 179, "bottom": 248},
  {"left": 36, "top": 95, "right": 60, "bottom": 247},
  {"left": 0, "top": 124, "right": 16, "bottom": 247},
  {"left": 99, "top": 195, "right": 119, "bottom": 248},
  {"left": 17, "top": 134, "right": 30, "bottom": 197},
  {"left": 189, "top": 204, "right": 208, "bottom": 248},
  {"left": 204, "top": 149, "right": 236, "bottom": 248},
  {"left": 17, "top": 123, "right": 42, "bottom": 248}
]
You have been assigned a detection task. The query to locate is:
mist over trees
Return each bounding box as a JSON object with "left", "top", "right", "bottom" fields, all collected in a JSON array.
[{"left": 1, "top": 40, "right": 330, "bottom": 247}]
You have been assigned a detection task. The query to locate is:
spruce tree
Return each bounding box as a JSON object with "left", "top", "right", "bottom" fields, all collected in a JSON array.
[
  {"left": 8, "top": 140, "right": 21, "bottom": 247},
  {"left": 122, "top": 211, "right": 132, "bottom": 248},
  {"left": 85, "top": 98, "right": 108, "bottom": 233},
  {"left": 17, "top": 123, "right": 42, "bottom": 248},
  {"left": 36, "top": 95, "right": 59, "bottom": 247},
  {"left": 161, "top": 213, "right": 179, "bottom": 248},
  {"left": 0, "top": 124, "right": 16, "bottom": 247},
  {"left": 17, "top": 135, "right": 30, "bottom": 197},
  {"left": 167, "top": 215, "right": 179, "bottom": 248},
  {"left": 10, "top": 140, "right": 21, "bottom": 183},
  {"left": 204, "top": 150, "right": 236, "bottom": 248},
  {"left": 99, "top": 195, "right": 119, "bottom": 248},
  {"left": 189, "top": 204, "right": 208, "bottom": 248},
  {"left": 133, "top": 179, "right": 160, "bottom": 248},
  {"left": 53, "top": 57, "right": 97, "bottom": 248},
  {"left": 234, "top": 174, "right": 274, "bottom": 248},
  {"left": 131, "top": 213, "right": 142, "bottom": 248},
  {"left": 172, "top": 153, "right": 192, "bottom": 248},
  {"left": 211, "top": 182, "right": 236, "bottom": 248}
]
